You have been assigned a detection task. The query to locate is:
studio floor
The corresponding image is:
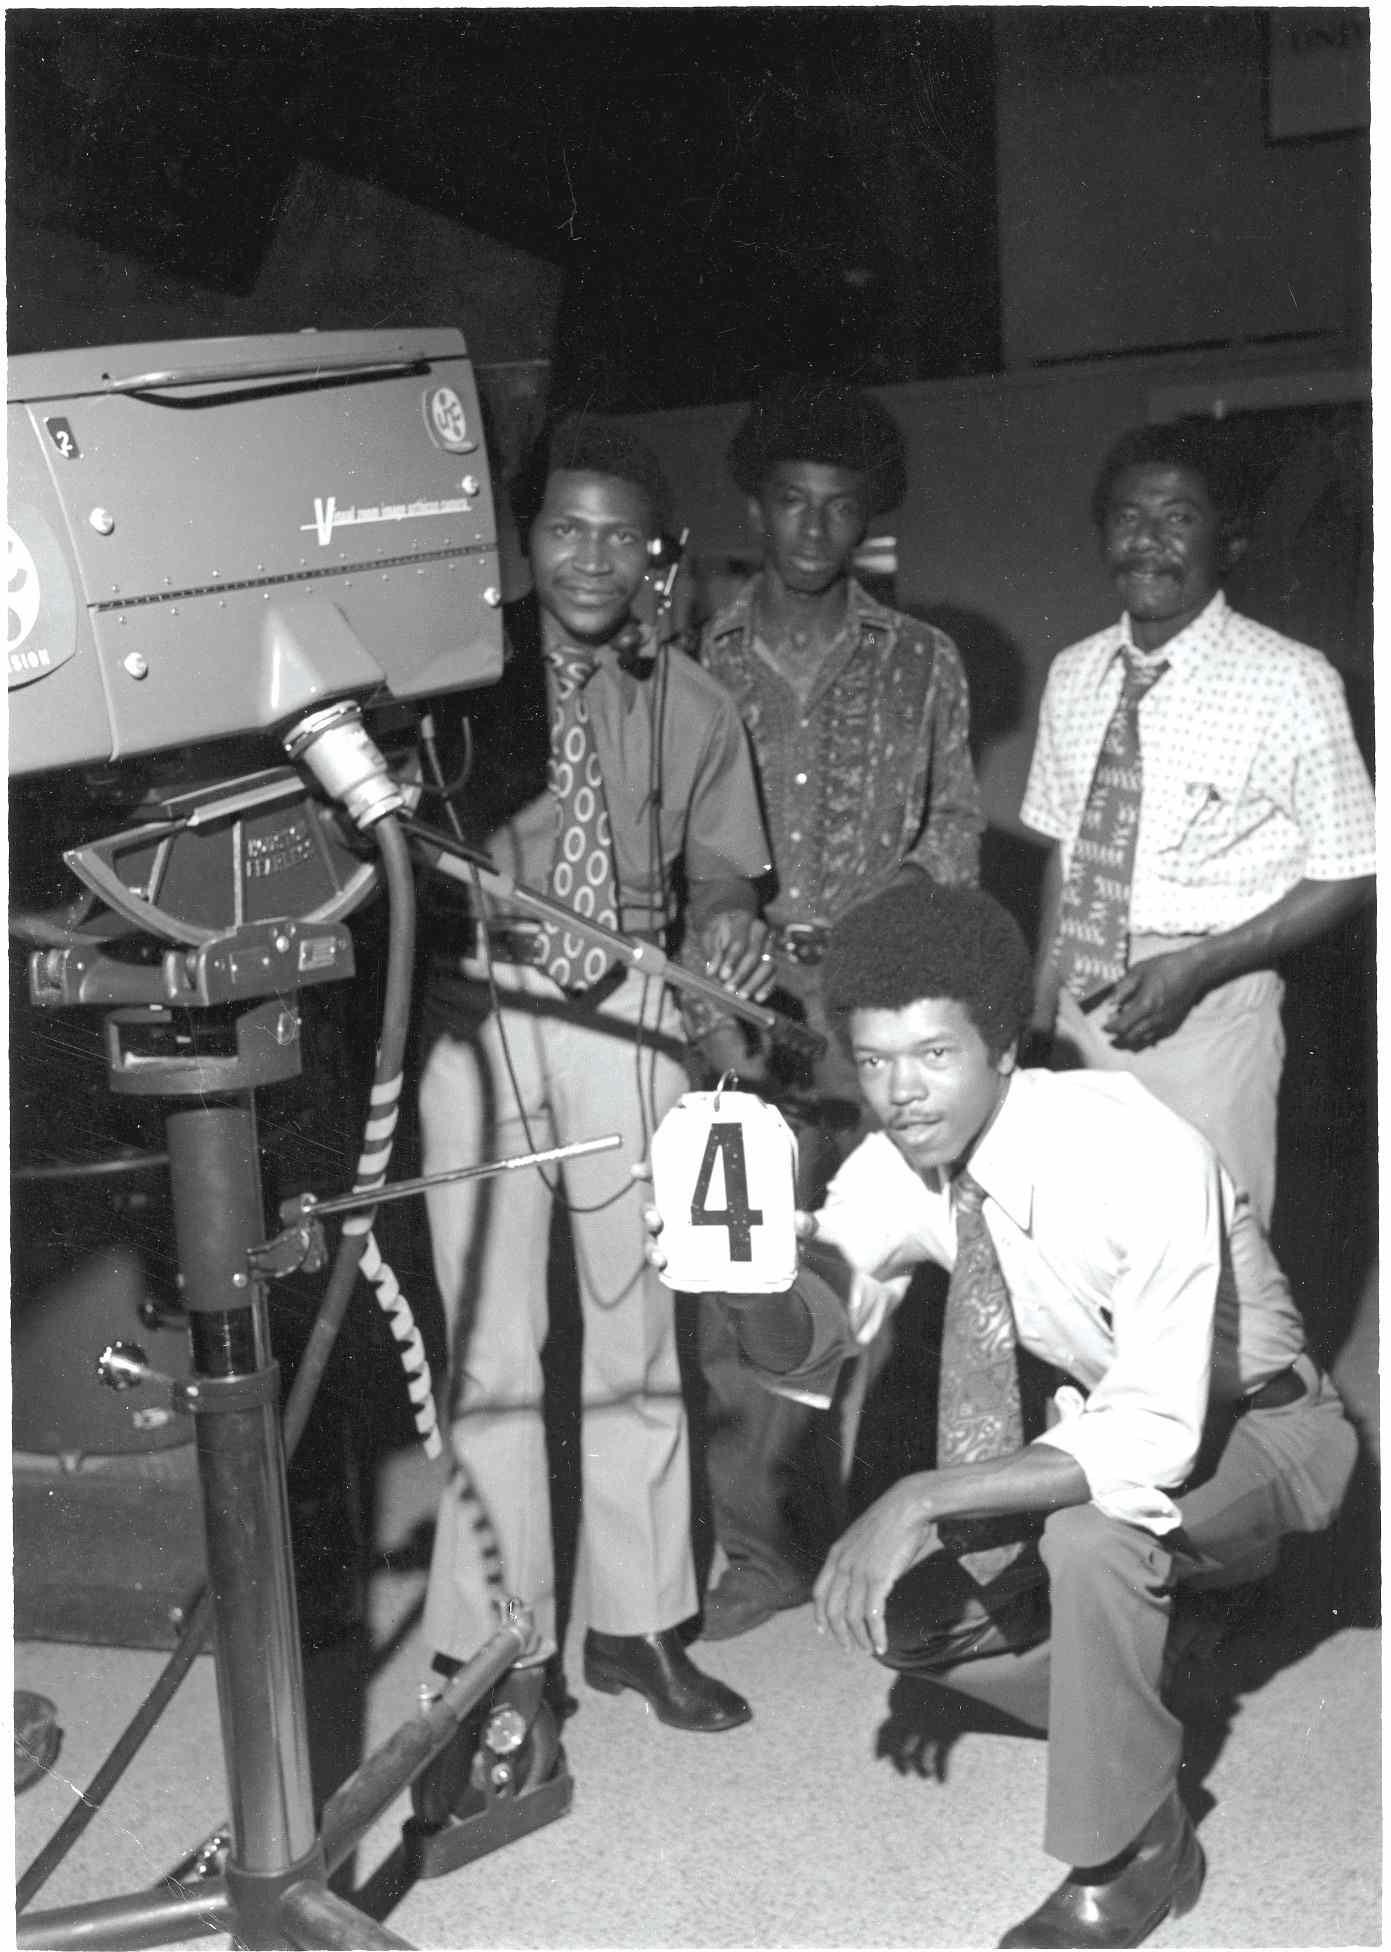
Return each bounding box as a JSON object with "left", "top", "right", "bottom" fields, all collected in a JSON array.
[{"left": 13, "top": 1436, "right": 1383, "bottom": 1952}]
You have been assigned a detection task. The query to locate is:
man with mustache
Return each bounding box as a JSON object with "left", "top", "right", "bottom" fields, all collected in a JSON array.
[{"left": 1022, "top": 417, "right": 1374, "bottom": 1233}]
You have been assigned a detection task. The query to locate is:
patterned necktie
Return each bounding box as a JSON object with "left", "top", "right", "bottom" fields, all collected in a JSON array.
[
  {"left": 936, "top": 1170, "right": 1028, "bottom": 1587},
  {"left": 1053, "top": 650, "right": 1169, "bottom": 999},
  {"left": 536, "top": 647, "right": 621, "bottom": 993}
]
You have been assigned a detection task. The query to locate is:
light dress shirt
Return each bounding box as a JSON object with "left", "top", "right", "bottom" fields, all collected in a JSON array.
[
  {"left": 811, "top": 1067, "right": 1307, "bottom": 1535},
  {"left": 1021, "top": 592, "right": 1375, "bottom": 936}
]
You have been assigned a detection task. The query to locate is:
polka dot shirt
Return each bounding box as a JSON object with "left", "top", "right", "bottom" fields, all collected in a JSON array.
[{"left": 1021, "top": 592, "right": 1375, "bottom": 935}]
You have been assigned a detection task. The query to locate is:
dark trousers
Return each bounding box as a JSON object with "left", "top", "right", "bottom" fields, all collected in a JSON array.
[
  {"left": 698, "top": 959, "right": 866, "bottom": 1593},
  {"left": 699, "top": 1301, "right": 851, "bottom": 1593},
  {"left": 878, "top": 1362, "right": 1356, "bottom": 1865}
]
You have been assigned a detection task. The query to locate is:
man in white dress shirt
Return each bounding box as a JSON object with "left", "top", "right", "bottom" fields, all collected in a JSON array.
[
  {"left": 1022, "top": 416, "right": 1374, "bottom": 1228},
  {"left": 647, "top": 878, "right": 1356, "bottom": 1948}
]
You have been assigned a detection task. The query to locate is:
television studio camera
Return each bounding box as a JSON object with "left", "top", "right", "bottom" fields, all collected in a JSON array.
[{"left": 9, "top": 329, "right": 823, "bottom": 1950}]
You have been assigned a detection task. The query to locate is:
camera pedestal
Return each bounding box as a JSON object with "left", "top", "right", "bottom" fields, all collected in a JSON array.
[{"left": 16, "top": 986, "right": 533, "bottom": 1950}]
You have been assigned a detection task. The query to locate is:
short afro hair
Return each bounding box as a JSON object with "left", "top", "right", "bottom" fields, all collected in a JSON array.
[
  {"left": 1090, "top": 416, "right": 1252, "bottom": 562},
  {"left": 823, "top": 879, "right": 1033, "bottom": 1061},
  {"left": 727, "top": 376, "right": 907, "bottom": 516},
  {"left": 514, "top": 411, "right": 672, "bottom": 534}
]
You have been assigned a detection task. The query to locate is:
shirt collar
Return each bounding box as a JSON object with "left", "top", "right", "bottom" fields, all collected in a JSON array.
[
  {"left": 546, "top": 627, "right": 655, "bottom": 708},
  {"left": 954, "top": 1072, "right": 1035, "bottom": 1233},
  {"left": 1111, "top": 588, "right": 1229, "bottom": 675},
  {"left": 706, "top": 572, "right": 894, "bottom": 644}
]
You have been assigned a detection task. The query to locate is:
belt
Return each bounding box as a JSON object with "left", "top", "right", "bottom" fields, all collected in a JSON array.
[
  {"left": 771, "top": 921, "right": 832, "bottom": 967},
  {"left": 1236, "top": 1362, "right": 1310, "bottom": 1416}
]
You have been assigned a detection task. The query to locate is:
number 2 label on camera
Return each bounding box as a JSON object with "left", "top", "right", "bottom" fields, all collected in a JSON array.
[{"left": 649, "top": 1090, "right": 798, "bottom": 1293}]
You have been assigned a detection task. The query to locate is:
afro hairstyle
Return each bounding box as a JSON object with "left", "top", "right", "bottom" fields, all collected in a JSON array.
[
  {"left": 727, "top": 376, "right": 907, "bottom": 517},
  {"left": 514, "top": 411, "right": 672, "bottom": 535},
  {"left": 823, "top": 878, "right": 1033, "bottom": 1061},
  {"left": 1090, "top": 416, "right": 1255, "bottom": 566}
]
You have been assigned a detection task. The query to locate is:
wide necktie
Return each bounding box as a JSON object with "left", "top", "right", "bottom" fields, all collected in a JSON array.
[
  {"left": 935, "top": 1170, "right": 1028, "bottom": 1587},
  {"left": 1052, "top": 650, "right": 1169, "bottom": 999},
  {"left": 536, "top": 648, "right": 621, "bottom": 993}
]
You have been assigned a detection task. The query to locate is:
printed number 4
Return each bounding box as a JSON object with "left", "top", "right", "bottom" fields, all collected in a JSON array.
[{"left": 690, "top": 1123, "right": 763, "bottom": 1262}]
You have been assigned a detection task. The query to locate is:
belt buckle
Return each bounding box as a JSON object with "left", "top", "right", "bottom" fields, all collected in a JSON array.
[
  {"left": 477, "top": 921, "right": 542, "bottom": 965},
  {"left": 1244, "top": 1364, "right": 1308, "bottom": 1414}
]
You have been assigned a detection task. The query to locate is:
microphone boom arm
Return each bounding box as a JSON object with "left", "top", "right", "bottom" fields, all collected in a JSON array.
[{"left": 400, "top": 815, "right": 825, "bottom": 1062}]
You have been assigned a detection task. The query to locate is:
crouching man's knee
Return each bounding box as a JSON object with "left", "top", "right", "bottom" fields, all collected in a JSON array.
[{"left": 1040, "top": 1501, "right": 1174, "bottom": 1599}]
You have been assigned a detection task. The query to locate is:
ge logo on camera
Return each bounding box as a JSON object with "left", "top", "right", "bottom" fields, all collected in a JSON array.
[{"left": 424, "top": 386, "right": 476, "bottom": 454}]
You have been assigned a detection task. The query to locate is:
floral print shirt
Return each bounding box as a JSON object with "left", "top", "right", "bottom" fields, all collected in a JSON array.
[{"left": 701, "top": 575, "right": 983, "bottom": 924}]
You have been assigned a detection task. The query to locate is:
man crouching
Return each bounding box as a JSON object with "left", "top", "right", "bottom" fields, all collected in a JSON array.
[{"left": 645, "top": 878, "right": 1355, "bottom": 1947}]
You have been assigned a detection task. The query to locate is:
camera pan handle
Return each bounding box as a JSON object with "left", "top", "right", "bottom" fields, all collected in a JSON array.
[{"left": 100, "top": 350, "right": 430, "bottom": 394}]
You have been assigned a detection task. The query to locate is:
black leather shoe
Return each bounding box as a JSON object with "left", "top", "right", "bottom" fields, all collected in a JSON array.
[
  {"left": 702, "top": 1565, "right": 811, "bottom": 1642},
  {"left": 998, "top": 1791, "right": 1205, "bottom": 1947},
  {"left": 582, "top": 1629, "right": 752, "bottom": 1731}
]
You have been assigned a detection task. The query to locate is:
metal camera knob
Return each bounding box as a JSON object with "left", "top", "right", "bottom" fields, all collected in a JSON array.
[
  {"left": 483, "top": 1704, "right": 529, "bottom": 1756},
  {"left": 96, "top": 1341, "right": 170, "bottom": 1392}
]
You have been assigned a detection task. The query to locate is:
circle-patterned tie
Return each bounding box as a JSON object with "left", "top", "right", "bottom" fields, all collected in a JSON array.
[{"left": 537, "top": 648, "right": 621, "bottom": 993}]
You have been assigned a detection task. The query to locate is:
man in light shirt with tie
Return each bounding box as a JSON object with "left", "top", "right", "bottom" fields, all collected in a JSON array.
[
  {"left": 644, "top": 878, "right": 1355, "bottom": 1947},
  {"left": 1022, "top": 416, "right": 1374, "bottom": 1229}
]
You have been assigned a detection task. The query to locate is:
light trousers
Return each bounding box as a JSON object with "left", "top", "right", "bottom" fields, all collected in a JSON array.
[
  {"left": 1056, "top": 938, "right": 1285, "bottom": 1228},
  {"left": 419, "top": 963, "right": 698, "bottom": 1662}
]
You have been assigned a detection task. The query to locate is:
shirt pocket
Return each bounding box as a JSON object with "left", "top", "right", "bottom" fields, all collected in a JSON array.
[{"left": 1151, "top": 755, "right": 1252, "bottom": 867}]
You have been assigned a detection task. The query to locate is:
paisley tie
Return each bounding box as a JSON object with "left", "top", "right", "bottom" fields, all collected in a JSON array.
[
  {"left": 936, "top": 1170, "right": 1029, "bottom": 1587},
  {"left": 1053, "top": 651, "right": 1169, "bottom": 998}
]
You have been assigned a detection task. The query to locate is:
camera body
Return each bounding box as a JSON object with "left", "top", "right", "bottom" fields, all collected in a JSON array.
[{"left": 8, "top": 328, "right": 504, "bottom": 778}]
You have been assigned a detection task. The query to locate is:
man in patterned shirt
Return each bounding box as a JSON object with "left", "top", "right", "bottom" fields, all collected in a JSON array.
[
  {"left": 695, "top": 377, "right": 985, "bottom": 1640},
  {"left": 1022, "top": 417, "right": 1374, "bottom": 1231}
]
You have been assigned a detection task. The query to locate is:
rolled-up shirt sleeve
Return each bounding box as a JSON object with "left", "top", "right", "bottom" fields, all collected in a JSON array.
[
  {"left": 1031, "top": 1137, "right": 1223, "bottom": 1533},
  {"left": 736, "top": 1244, "right": 909, "bottom": 1409},
  {"left": 685, "top": 692, "right": 772, "bottom": 886},
  {"left": 901, "top": 637, "right": 984, "bottom": 886},
  {"left": 1267, "top": 659, "right": 1376, "bottom": 881}
]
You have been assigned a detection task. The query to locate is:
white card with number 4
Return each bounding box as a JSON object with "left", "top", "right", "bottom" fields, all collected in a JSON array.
[{"left": 649, "top": 1089, "right": 799, "bottom": 1293}]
